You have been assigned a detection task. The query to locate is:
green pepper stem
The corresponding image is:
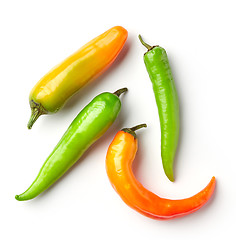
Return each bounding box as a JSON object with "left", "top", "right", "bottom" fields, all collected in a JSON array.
[
  {"left": 27, "top": 108, "right": 42, "bottom": 129},
  {"left": 113, "top": 87, "right": 128, "bottom": 97},
  {"left": 138, "top": 35, "right": 152, "bottom": 50},
  {"left": 130, "top": 123, "right": 147, "bottom": 132}
]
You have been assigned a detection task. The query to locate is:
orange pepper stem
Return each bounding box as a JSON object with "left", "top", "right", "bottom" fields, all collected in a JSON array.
[
  {"left": 113, "top": 87, "right": 128, "bottom": 97},
  {"left": 122, "top": 123, "right": 147, "bottom": 138},
  {"left": 130, "top": 124, "right": 147, "bottom": 132}
]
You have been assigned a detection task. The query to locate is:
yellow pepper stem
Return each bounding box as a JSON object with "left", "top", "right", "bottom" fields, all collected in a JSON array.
[{"left": 27, "top": 101, "right": 47, "bottom": 129}]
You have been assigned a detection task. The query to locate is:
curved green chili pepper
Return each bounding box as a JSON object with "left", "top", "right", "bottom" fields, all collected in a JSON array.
[
  {"left": 139, "top": 35, "right": 179, "bottom": 182},
  {"left": 15, "top": 88, "right": 127, "bottom": 201}
]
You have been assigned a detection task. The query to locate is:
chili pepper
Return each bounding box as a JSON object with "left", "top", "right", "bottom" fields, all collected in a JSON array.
[
  {"left": 16, "top": 88, "right": 127, "bottom": 201},
  {"left": 138, "top": 35, "right": 179, "bottom": 182},
  {"left": 27, "top": 26, "right": 128, "bottom": 129},
  {"left": 106, "top": 125, "right": 215, "bottom": 220}
]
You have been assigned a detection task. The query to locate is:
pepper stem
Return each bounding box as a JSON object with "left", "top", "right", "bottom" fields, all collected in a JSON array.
[
  {"left": 122, "top": 123, "right": 147, "bottom": 138},
  {"left": 27, "top": 100, "right": 47, "bottom": 129},
  {"left": 27, "top": 108, "right": 42, "bottom": 129},
  {"left": 138, "top": 35, "right": 152, "bottom": 50},
  {"left": 113, "top": 87, "right": 128, "bottom": 97},
  {"left": 130, "top": 124, "right": 147, "bottom": 132}
]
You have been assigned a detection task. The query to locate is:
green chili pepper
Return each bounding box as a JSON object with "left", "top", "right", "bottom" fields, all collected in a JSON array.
[
  {"left": 139, "top": 35, "right": 179, "bottom": 182},
  {"left": 15, "top": 88, "right": 127, "bottom": 201}
]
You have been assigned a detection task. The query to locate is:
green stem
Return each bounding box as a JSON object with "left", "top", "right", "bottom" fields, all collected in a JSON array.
[
  {"left": 122, "top": 123, "right": 147, "bottom": 138},
  {"left": 113, "top": 87, "right": 128, "bottom": 97},
  {"left": 130, "top": 123, "right": 147, "bottom": 132},
  {"left": 27, "top": 101, "right": 47, "bottom": 129},
  {"left": 138, "top": 35, "right": 152, "bottom": 50},
  {"left": 27, "top": 108, "right": 42, "bottom": 129}
]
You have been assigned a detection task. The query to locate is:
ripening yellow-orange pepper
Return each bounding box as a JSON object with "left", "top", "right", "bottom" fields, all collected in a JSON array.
[
  {"left": 106, "top": 125, "right": 216, "bottom": 220},
  {"left": 28, "top": 26, "right": 128, "bottom": 129}
]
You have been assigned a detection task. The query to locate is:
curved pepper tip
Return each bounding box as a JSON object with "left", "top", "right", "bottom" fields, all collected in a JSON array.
[
  {"left": 15, "top": 195, "right": 20, "bottom": 201},
  {"left": 163, "top": 166, "right": 175, "bottom": 182},
  {"left": 167, "top": 174, "right": 175, "bottom": 182},
  {"left": 15, "top": 194, "right": 28, "bottom": 201},
  {"left": 210, "top": 176, "right": 216, "bottom": 188}
]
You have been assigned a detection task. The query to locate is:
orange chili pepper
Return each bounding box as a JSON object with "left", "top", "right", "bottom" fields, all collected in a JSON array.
[{"left": 106, "top": 124, "right": 216, "bottom": 220}]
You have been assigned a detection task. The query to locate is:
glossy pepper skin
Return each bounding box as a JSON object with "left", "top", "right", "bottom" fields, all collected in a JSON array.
[
  {"left": 28, "top": 26, "right": 128, "bottom": 129},
  {"left": 139, "top": 35, "right": 179, "bottom": 182},
  {"left": 106, "top": 125, "right": 215, "bottom": 220},
  {"left": 15, "top": 88, "right": 127, "bottom": 201}
]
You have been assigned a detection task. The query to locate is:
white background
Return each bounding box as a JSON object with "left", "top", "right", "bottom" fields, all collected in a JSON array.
[{"left": 1, "top": 0, "right": 235, "bottom": 239}]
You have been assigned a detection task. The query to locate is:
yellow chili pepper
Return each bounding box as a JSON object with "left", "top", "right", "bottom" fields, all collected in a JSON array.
[{"left": 28, "top": 26, "right": 128, "bottom": 129}]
